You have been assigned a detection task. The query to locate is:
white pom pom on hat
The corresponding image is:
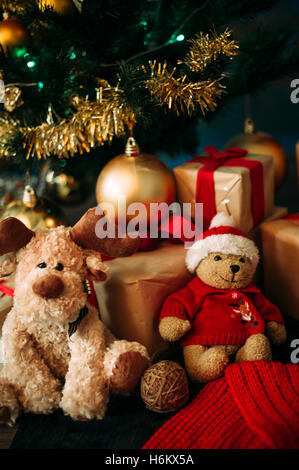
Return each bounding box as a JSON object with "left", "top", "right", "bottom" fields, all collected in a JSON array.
[
  {"left": 185, "top": 212, "right": 259, "bottom": 273},
  {"left": 208, "top": 212, "right": 238, "bottom": 229}
]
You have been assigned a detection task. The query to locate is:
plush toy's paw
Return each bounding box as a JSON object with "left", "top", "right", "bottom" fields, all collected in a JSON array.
[
  {"left": 235, "top": 334, "right": 272, "bottom": 363},
  {"left": 60, "top": 393, "right": 107, "bottom": 421},
  {"left": 184, "top": 345, "right": 230, "bottom": 383},
  {"left": 266, "top": 321, "right": 287, "bottom": 345},
  {"left": 0, "top": 382, "right": 20, "bottom": 426},
  {"left": 0, "top": 406, "right": 11, "bottom": 425},
  {"left": 159, "top": 317, "right": 191, "bottom": 342},
  {"left": 109, "top": 351, "right": 149, "bottom": 395}
]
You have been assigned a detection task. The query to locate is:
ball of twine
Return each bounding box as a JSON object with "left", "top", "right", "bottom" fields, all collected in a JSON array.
[{"left": 141, "top": 360, "right": 189, "bottom": 413}]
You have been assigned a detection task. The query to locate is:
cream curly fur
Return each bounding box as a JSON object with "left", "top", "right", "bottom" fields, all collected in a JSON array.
[{"left": 0, "top": 226, "right": 148, "bottom": 422}]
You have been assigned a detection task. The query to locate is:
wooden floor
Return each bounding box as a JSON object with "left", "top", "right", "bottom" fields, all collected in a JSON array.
[{"left": 0, "top": 424, "right": 18, "bottom": 449}]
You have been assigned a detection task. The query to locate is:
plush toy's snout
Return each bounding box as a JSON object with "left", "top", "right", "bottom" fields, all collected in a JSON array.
[
  {"left": 230, "top": 264, "right": 240, "bottom": 274},
  {"left": 32, "top": 274, "right": 64, "bottom": 299}
]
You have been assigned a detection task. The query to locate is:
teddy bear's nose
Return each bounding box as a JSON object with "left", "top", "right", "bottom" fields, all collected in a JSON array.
[
  {"left": 32, "top": 274, "right": 64, "bottom": 299},
  {"left": 230, "top": 264, "right": 240, "bottom": 274}
]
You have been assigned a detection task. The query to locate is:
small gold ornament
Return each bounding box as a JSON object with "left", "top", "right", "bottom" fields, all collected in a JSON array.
[
  {"left": 40, "top": 160, "right": 91, "bottom": 205},
  {"left": 0, "top": 184, "right": 67, "bottom": 229},
  {"left": 4, "top": 85, "right": 23, "bottom": 112},
  {"left": 0, "top": 13, "right": 28, "bottom": 54},
  {"left": 96, "top": 137, "right": 176, "bottom": 225},
  {"left": 224, "top": 117, "right": 287, "bottom": 189},
  {"left": 38, "top": 0, "right": 77, "bottom": 15},
  {"left": 141, "top": 361, "right": 189, "bottom": 413}
]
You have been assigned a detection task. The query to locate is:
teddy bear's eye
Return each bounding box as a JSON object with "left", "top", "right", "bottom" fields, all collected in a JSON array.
[
  {"left": 239, "top": 257, "right": 245, "bottom": 263},
  {"left": 214, "top": 255, "right": 222, "bottom": 261},
  {"left": 55, "top": 263, "right": 64, "bottom": 271},
  {"left": 37, "top": 262, "right": 47, "bottom": 269}
]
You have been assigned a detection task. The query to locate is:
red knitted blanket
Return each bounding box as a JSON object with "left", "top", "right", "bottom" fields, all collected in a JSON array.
[{"left": 143, "top": 361, "right": 299, "bottom": 449}]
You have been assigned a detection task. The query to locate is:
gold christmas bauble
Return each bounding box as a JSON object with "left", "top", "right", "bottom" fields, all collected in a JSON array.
[
  {"left": 224, "top": 117, "right": 287, "bottom": 189},
  {"left": 0, "top": 15, "right": 28, "bottom": 54},
  {"left": 40, "top": 161, "right": 91, "bottom": 205},
  {"left": 0, "top": 184, "right": 67, "bottom": 230},
  {"left": 96, "top": 138, "right": 176, "bottom": 225},
  {"left": 38, "top": 0, "right": 77, "bottom": 15}
]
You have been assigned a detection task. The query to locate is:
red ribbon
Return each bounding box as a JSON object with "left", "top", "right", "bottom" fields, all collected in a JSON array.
[
  {"left": 192, "top": 145, "right": 265, "bottom": 231},
  {"left": 282, "top": 214, "right": 299, "bottom": 221},
  {"left": 0, "top": 279, "right": 14, "bottom": 298}
]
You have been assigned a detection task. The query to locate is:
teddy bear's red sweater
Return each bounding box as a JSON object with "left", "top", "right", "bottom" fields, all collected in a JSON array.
[{"left": 159, "top": 277, "right": 284, "bottom": 346}]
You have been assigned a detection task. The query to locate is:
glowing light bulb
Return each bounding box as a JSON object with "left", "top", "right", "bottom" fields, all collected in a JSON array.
[{"left": 176, "top": 34, "right": 185, "bottom": 41}]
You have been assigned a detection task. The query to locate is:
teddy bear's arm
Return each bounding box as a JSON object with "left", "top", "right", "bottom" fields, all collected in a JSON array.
[
  {"left": 253, "top": 290, "right": 286, "bottom": 344},
  {"left": 60, "top": 305, "right": 109, "bottom": 421},
  {"left": 253, "top": 290, "right": 284, "bottom": 324},
  {"left": 1, "top": 309, "right": 62, "bottom": 414}
]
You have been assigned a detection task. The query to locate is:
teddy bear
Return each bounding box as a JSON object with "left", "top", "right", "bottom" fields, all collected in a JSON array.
[
  {"left": 0, "top": 207, "right": 149, "bottom": 425},
  {"left": 158, "top": 213, "right": 287, "bottom": 383}
]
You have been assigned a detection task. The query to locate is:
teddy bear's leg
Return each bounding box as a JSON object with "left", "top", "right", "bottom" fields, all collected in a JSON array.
[
  {"left": 61, "top": 307, "right": 110, "bottom": 421},
  {"left": 235, "top": 334, "right": 272, "bottom": 363},
  {"left": 104, "top": 340, "right": 149, "bottom": 395},
  {"left": 2, "top": 310, "right": 62, "bottom": 416},
  {"left": 0, "top": 380, "right": 20, "bottom": 426},
  {"left": 183, "top": 344, "right": 238, "bottom": 383}
]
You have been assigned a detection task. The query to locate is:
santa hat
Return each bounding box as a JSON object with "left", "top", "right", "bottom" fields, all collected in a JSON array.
[{"left": 185, "top": 212, "right": 259, "bottom": 273}]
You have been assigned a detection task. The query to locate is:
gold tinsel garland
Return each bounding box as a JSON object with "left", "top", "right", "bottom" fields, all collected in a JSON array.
[
  {"left": 182, "top": 29, "right": 239, "bottom": 72},
  {"left": 143, "top": 60, "right": 227, "bottom": 115},
  {"left": 3, "top": 29, "right": 239, "bottom": 160}
]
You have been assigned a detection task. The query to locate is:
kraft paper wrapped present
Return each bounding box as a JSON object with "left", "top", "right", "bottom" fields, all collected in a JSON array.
[
  {"left": 173, "top": 146, "right": 275, "bottom": 233},
  {"left": 94, "top": 242, "right": 192, "bottom": 358},
  {"left": 247, "top": 206, "right": 287, "bottom": 286},
  {"left": 261, "top": 214, "right": 299, "bottom": 321}
]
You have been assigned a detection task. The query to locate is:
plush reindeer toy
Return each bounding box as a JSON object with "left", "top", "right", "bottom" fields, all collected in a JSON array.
[{"left": 0, "top": 208, "right": 149, "bottom": 425}]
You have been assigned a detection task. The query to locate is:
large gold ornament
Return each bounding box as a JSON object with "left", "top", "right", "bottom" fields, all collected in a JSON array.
[
  {"left": 40, "top": 160, "right": 91, "bottom": 205},
  {"left": 96, "top": 137, "right": 176, "bottom": 225},
  {"left": 38, "top": 0, "right": 77, "bottom": 15},
  {"left": 224, "top": 117, "right": 287, "bottom": 189},
  {"left": 0, "top": 13, "right": 28, "bottom": 54},
  {"left": 0, "top": 184, "right": 67, "bottom": 229}
]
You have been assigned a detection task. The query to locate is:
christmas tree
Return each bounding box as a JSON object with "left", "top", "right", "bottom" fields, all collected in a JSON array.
[{"left": 0, "top": 0, "right": 297, "bottom": 174}]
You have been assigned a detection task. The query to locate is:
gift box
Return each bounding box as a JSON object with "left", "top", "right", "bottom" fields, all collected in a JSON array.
[
  {"left": 94, "top": 242, "right": 192, "bottom": 358},
  {"left": 247, "top": 206, "right": 287, "bottom": 286},
  {"left": 261, "top": 215, "right": 299, "bottom": 320},
  {"left": 174, "top": 146, "right": 275, "bottom": 233}
]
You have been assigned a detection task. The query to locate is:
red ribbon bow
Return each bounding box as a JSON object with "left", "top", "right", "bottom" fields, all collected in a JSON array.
[{"left": 192, "top": 145, "right": 265, "bottom": 230}]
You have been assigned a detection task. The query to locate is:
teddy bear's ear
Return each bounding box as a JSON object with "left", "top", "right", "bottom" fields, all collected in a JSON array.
[
  {"left": 0, "top": 217, "right": 34, "bottom": 255},
  {"left": 70, "top": 207, "right": 140, "bottom": 258},
  {"left": 84, "top": 250, "right": 110, "bottom": 282}
]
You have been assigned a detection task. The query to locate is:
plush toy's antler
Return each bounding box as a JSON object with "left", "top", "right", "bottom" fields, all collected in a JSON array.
[
  {"left": 70, "top": 207, "right": 140, "bottom": 257},
  {"left": 0, "top": 218, "right": 35, "bottom": 255}
]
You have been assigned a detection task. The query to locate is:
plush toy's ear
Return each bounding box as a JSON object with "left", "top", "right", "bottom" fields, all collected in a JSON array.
[
  {"left": 0, "top": 217, "right": 34, "bottom": 255},
  {"left": 84, "top": 252, "right": 110, "bottom": 282},
  {"left": 70, "top": 207, "right": 140, "bottom": 258}
]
